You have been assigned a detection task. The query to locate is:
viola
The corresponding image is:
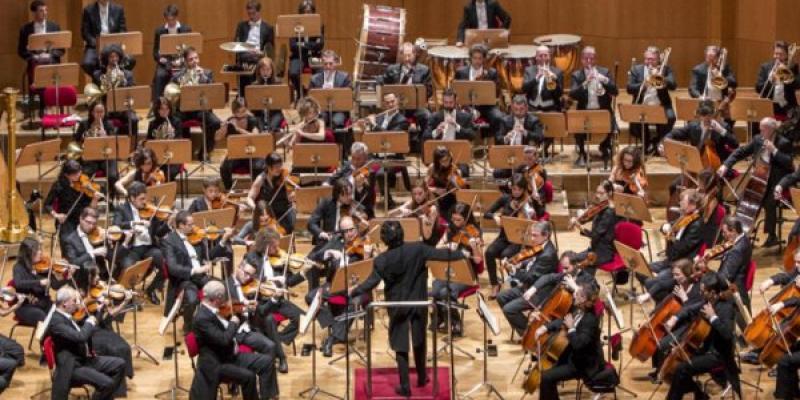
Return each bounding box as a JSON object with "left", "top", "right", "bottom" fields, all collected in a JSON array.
[
  {"left": 71, "top": 174, "right": 104, "bottom": 199},
  {"left": 138, "top": 203, "right": 174, "bottom": 220},
  {"left": 508, "top": 245, "right": 543, "bottom": 267},
  {"left": 450, "top": 224, "right": 481, "bottom": 249},
  {"left": 187, "top": 225, "right": 226, "bottom": 245},
  {"left": 242, "top": 281, "right": 284, "bottom": 299},
  {"left": 701, "top": 240, "right": 733, "bottom": 262},
  {"left": 268, "top": 249, "right": 310, "bottom": 270},
  {"left": 527, "top": 163, "right": 545, "bottom": 192},
  {"left": 87, "top": 226, "right": 107, "bottom": 246},
  {"left": 665, "top": 212, "right": 700, "bottom": 241}
]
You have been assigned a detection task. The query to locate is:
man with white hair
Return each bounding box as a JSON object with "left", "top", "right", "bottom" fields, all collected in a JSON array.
[
  {"left": 47, "top": 286, "right": 126, "bottom": 400},
  {"left": 719, "top": 117, "right": 794, "bottom": 247},
  {"left": 627, "top": 46, "right": 677, "bottom": 154}
]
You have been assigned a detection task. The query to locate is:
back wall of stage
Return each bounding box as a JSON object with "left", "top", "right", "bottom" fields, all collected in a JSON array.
[{"left": 1, "top": 0, "right": 799, "bottom": 93}]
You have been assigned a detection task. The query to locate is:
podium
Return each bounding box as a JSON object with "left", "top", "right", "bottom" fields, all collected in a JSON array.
[{"left": 618, "top": 103, "right": 667, "bottom": 161}]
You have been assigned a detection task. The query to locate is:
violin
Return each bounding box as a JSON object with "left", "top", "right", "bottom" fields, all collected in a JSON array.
[
  {"left": 87, "top": 226, "right": 107, "bottom": 246},
  {"left": 138, "top": 202, "right": 174, "bottom": 221},
  {"left": 71, "top": 174, "right": 104, "bottom": 199},
  {"left": 268, "top": 249, "right": 310, "bottom": 271},
  {"left": 527, "top": 164, "right": 545, "bottom": 192},
  {"left": 187, "top": 224, "right": 226, "bottom": 246},
  {"left": 701, "top": 240, "right": 734, "bottom": 262},
  {"left": 144, "top": 169, "right": 166, "bottom": 187},
  {"left": 614, "top": 168, "right": 647, "bottom": 195},
  {"left": 664, "top": 212, "right": 700, "bottom": 241},
  {"left": 0, "top": 286, "right": 33, "bottom": 308},
  {"left": 33, "top": 256, "right": 76, "bottom": 278},
  {"left": 576, "top": 200, "right": 609, "bottom": 225},
  {"left": 242, "top": 280, "right": 285, "bottom": 299},
  {"left": 508, "top": 245, "right": 543, "bottom": 267},
  {"left": 450, "top": 224, "right": 481, "bottom": 250}
]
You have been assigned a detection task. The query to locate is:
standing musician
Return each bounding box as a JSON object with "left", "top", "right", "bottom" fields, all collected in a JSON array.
[
  {"left": 283, "top": 96, "right": 327, "bottom": 147},
  {"left": 569, "top": 46, "right": 618, "bottom": 168},
  {"left": 626, "top": 46, "right": 677, "bottom": 154},
  {"left": 532, "top": 282, "right": 606, "bottom": 400},
  {"left": 756, "top": 40, "right": 800, "bottom": 122},
  {"left": 378, "top": 42, "right": 433, "bottom": 139},
  {"left": 496, "top": 221, "right": 558, "bottom": 336},
  {"left": 288, "top": 0, "right": 324, "bottom": 99},
  {"left": 718, "top": 117, "right": 794, "bottom": 248},
  {"left": 217, "top": 97, "right": 265, "bottom": 190},
  {"left": 115, "top": 147, "right": 167, "bottom": 197},
  {"left": 151, "top": 4, "right": 192, "bottom": 105},
  {"left": 307, "top": 216, "right": 374, "bottom": 357},
  {"left": 522, "top": 45, "right": 563, "bottom": 158},
  {"left": 664, "top": 271, "right": 741, "bottom": 400},
  {"left": 92, "top": 44, "right": 139, "bottom": 136},
  {"left": 426, "top": 146, "right": 469, "bottom": 218},
  {"left": 244, "top": 153, "right": 297, "bottom": 234},
  {"left": 327, "top": 142, "right": 378, "bottom": 217},
  {"left": 17, "top": 1, "right": 64, "bottom": 89},
  {"left": 483, "top": 175, "right": 540, "bottom": 299},
  {"left": 308, "top": 178, "right": 366, "bottom": 245},
  {"left": 348, "top": 221, "right": 465, "bottom": 396},
  {"left": 171, "top": 46, "right": 222, "bottom": 159},
  {"left": 189, "top": 280, "right": 277, "bottom": 400},
  {"left": 455, "top": 0, "right": 511, "bottom": 46},
  {"left": 62, "top": 208, "right": 108, "bottom": 290},
  {"left": 12, "top": 238, "right": 53, "bottom": 327},
  {"left": 251, "top": 57, "right": 285, "bottom": 132},
  {"left": 44, "top": 160, "right": 101, "bottom": 242},
  {"left": 80, "top": 0, "right": 129, "bottom": 76},
  {"left": 75, "top": 101, "right": 119, "bottom": 194},
  {"left": 162, "top": 211, "right": 233, "bottom": 333},
  {"left": 568, "top": 181, "right": 617, "bottom": 275},
  {"left": 309, "top": 49, "right": 351, "bottom": 131},
  {"left": 689, "top": 45, "right": 737, "bottom": 124},
  {"left": 422, "top": 89, "right": 477, "bottom": 145},
  {"left": 454, "top": 44, "right": 504, "bottom": 135},
  {"left": 609, "top": 146, "right": 648, "bottom": 197},
  {"left": 113, "top": 182, "right": 169, "bottom": 305},
  {"left": 46, "top": 286, "right": 126, "bottom": 400},
  {"left": 496, "top": 94, "right": 544, "bottom": 146},
  {"left": 390, "top": 180, "right": 447, "bottom": 246},
  {"left": 432, "top": 202, "right": 483, "bottom": 336},
  {"left": 233, "top": 0, "right": 275, "bottom": 91}
]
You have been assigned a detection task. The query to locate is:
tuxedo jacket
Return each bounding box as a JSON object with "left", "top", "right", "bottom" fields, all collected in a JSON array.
[
  {"left": 723, "top": 133, "right": 794, "bottom": 185},
  {"left": 456, "top": 0, "right": 512, "bottom": 43},
  {"left": 74, "top": 118, "right": 117, "bottom": 143},
  {"left": 688, "top": 62, "right": 737, "bottom": 99},
  {"left": 373, "top": 112, "right": 410, "bottom": 132},
  {"left": 581, "top": 206, "right": 618, "bottom": 265},
  {"left": 516, "top": 241, "right": 558, "bottom": 287},
  {"left": 521, "top": 65, "right": 564, "bottom": 109},
  {"left": 545, "top": 309, "right": 604, "bottom": 378},
  {"left": 307, "top": 198, "right": 366, "bottom": 244},
  {"left": 62, "top": 229, "right": 97, "bottom": 269},
  {"left": 664, "top": 120, "right": 739, "bottom": 162},
  {"left": 18, "top": 20, "right": 64, "bottom": 62},
  {"left": 309, "top": 70, "right": 352, "bottom": 89},
  {"left": 233, "top": 20, "right": 274, "bottom": 58},
  {"left": 626, "top": 64, "right": 677, "bottom": 108},
  {"left": 48, "top": 311, "right": 97, "bottom": 400},
  {"left": 424, "top": 109, "right": 476, "bottom": 140},
  {"left": 112, "top": 202, "right": 170, "bottom": 240},
  {"left": 81, "top": 1, "right": 127, "bottom": 48},
  {"left": 496, "top": 112, "right": 543, "bottom": 145},
  {"left": 189, "top": 304, "right": 240, "bottom": 400},
  {"left": 718, "top": 236, "right": 752, "bottom": 300},
  {"left": 153, "top": 25, "right": 192, "bottom": 63},
  {"left": 756, "top": 60, "right": 800, "bottom": 113},
  {"left": 666, "top": 217, "right": 704, "bottom": 261},
  {"left": 569, "top": 66, "right": 619, "bottom": 111},
  {"left": 380, "top": 63, "right": 433, "bottom": 99}
]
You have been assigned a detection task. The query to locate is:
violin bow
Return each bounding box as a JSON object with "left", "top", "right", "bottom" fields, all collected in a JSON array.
[{"left": 761, "top": 291, "right": 793, "bottom": 355}]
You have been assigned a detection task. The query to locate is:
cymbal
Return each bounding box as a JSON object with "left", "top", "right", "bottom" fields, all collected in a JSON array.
[{"left": 219, "top": 42, "right": 259, "bottom": 53}]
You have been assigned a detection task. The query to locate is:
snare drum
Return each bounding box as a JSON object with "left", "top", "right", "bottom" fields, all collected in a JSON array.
[
  {"left": 534, "top": 34, "right": 582, "bottom": 85},
  {"left": 427, "top": 45, "right": 469, "bottom": 90},
  {"left": 491, "top": 45, "right": 537, "bottom": 94}
]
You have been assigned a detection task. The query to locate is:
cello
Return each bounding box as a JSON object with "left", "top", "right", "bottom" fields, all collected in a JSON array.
[
  {"left": 628, "top": 294, "right": 683, "bottom": 362},
  {"left": 743, "top": 283, "right": 800, "bottom": 349}
]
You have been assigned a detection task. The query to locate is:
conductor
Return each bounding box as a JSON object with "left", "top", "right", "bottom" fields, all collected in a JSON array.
[{"left": 349, "top": 221, "right": 464, "bottom": 397}]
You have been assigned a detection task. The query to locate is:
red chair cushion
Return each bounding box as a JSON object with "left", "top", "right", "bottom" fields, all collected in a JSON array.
[
  {"left": 93, "top": 170, "right": 106, "bottom": 178},
  {"left": 328, "top": 295, "right": 347, "bottom": 306},
  {"left": 110, "top": 119, "right": 123, "bottom": 129},
  {"left": 302, "top": 67, "right": 312, "bottom": 74},
  {"left": 598, "top": 254, "right": 626, "bottom": 273},
  {"left": 745, "top": 260, "right": 757, "bottom": 292},
  {"left": 614, "top": 221, "right": 643, "bottom": 249},
  {"left": 184, "top": 332, "right": 199, "bottom": 358},
  {"left": 42, "top": 86, "right": 77, "bottom": 107},
  {"left": 231, "top": 165, "right": 251, "bottom": 174},
  {"left": 593, "top": 299, "right": 605, "bottom": 316},
  {"left": 542, "top": 181, "right": 554, "bottom": 204},
  {"left": 536, "top": 212, "right": 551, "bottom": 222},
  {"left": 271, "top": 312, "right": 287, "bottom": 324},
  {"left": 6, "top": 279, "right": 14, "bottom": 288},
  {"left": 43, "top": 336, "right": 55, "bottom": 370},
  {"left": 41, "top": 114, "right": 77, "bottom": 129},
  {"left": 714, "top": 204, "right": 726, "bottom": 226},
  {"left": 182, "top": 120, "right": 201, "bottom": 129},
  {"left": 457, "top": 285, "right": 479, "bottom": 299}
]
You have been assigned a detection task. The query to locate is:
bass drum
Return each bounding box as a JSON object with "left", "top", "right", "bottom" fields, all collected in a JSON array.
[
  {"left": 534, "top": 34, "right": 582, "bottom": 86},
  {"left": 353, "top": 4, "right": 406, "bottom": 90},
  {"left": 491, "top": 44, "right": 537, "bottom": 94},
  {"left": 427, "top": 45, "right": 469, "bottom": 91}
]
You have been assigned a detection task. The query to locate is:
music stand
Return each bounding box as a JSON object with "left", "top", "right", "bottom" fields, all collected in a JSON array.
[
  {"left": 292, "top": 144, "right": 340, "bottom": 181},
  {"left": 567, "top": 109, "right": 612, "bottom": 193},
  {"left": 145, "top": 139, "right": 192, "bottom": 206},
  {"left": 227, "top": 134, "right": 274, "bottom": 182},
  {"left": 614, "top": 240, "right": 652, "bottom": 329},
  {"left": 159, "top": 32, "right": 204, "bottom": 55},
  {"left": 613, "top": 192, "right": 653, "bottom": 223},
  {"left": 488, "top": 145, "right": 526, "bottom": 175},
  {"left": 461, "top": 292, "right": 504, "bottom": 399},
  {"left": 675, "top": 97, "right": 701, "bottom": 124},
  {"left": 84, "top": 135, "right": 131, "bottom": 223},
  {"left": 276, "top": 13, "right": 321, "bottom": 81},
  {"left": 452, "top": 80, "right": 497, "bottom": 107},
  {"left": 146, "top": 182, "right": 178, "bottom": 209},
  {"left": 378, "top": 85, "right": 426, "bottom": 111},
  {"left": 618, "top": 104, "right": 667, "bottom": 161},
  {"left": 501, "top": 216, "right": 536, "bottom": 246},
  {"left": 245, "top": 85, "right": 292, "bottom": 133},
  {"left": 298, "top": 290, "right": 342, "bottom": 400},
  {"left": 107, "top": 85, "right": 150, "bottom": 151},
  {"left": 730, "top": 97, "right": 773, "bottom": 142},
  {"left": 17, "top": 139, "right": 61, "bottom": 232},
  {"left": 662, "top": 138, "right": 704, "bottom": 191},
  {"left": 535, "top": 111, "right": 568, "bottom": 162},
  {"left": 295, "top": 186, "right": 332, "bottom": 215},
  {"left": 181, "top": 83, "right": 226, "bottom": 172},
  {"left": 117, "top": 257, "right": 159, "bottom": 364},
  {"left": 192, "top": 208, "right": 236, "bottom": 230},
  {"left": 331, "top": 259, "right": 374, "bottom": 294},
  {"left": 366, "top": 218, "right": 421, "bottom": 244},
  {"left": 33, "top": 62, "right": 80, "bottom": 138},
  {"left": 422, "top": 139, "right": 472, "bottom": 165},
  {"left": 156, "top": 289, "right": 189, "bottom": 399},
  {"left": 28, "top": 31, "right": 72, "bottom": 53},
  {"left": 464, "top": 29, "right": 509, "bottom": 49},
  {"left": 308, "top": 88, "right": 354, "bottom": 157},
  {"left": 428, "top": 258, "right": 477, "bottom": 360},
  {"left": 97, "top": 32, "right": 143, "bottom": 56},
  {"left": 362, "top": 131, "right": 409, "bottom": 214}
]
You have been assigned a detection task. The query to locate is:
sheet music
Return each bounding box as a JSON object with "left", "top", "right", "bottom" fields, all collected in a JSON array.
[
  {"left": 477, "top": 293, "right": 500, "bottom": 336},
  {"left": 299, "top": 290, "right": 321, "bottom": 335}
]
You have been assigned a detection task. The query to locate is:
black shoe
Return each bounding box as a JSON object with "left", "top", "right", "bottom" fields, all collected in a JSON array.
[
  {"left": 394, "top": 384, "right": 411, "bottom": 397},
  {"left": 147, "top": 290, "right": 161, "bottom": 306},
  {"left": 573, "top": 157, "right": 586, "bottom": 168},
  {"left": 740, "top": 351, "right": 760, "bottom": 365},
  {"left": 417, "top": 375, "right": 429, "bottom": 388},
  {"left": 278, "top": 358, "right": 289, "bottom": 374},
  {"left": 762, "top": 235, "right": 781, "bottom": 248},
  {"left": 321, "top": 337, "right": 334, "bottom": 358},
  {"left": 647, "top": 369, "right": 661, "bottom": 384}
]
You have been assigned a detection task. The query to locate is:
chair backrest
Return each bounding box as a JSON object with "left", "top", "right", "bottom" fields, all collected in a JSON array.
[
  {"left": 614, "top": 221, "right": 643, "bottom": 249},
  {"left": 714, "top": 204, "right": 726, "bottom": 227},
  {"left": 745, "top": 260, "right": 757, "bottom": 292},
  {"left": 6, "top": 279, "right": 14, "bottom": 288},
  {"left": 42, "top": 86, "right": 77, "bottom": 107},
  {"left": 184, "top": 332, "right": 199, "bottom": 358},
  {"left": 43, "top": 336, "right": 55, "bottom": 370}
]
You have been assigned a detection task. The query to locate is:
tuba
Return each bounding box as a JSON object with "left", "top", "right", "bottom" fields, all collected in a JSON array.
[{"left": 710, "top": 48, "right": 729, "bottom": 91}]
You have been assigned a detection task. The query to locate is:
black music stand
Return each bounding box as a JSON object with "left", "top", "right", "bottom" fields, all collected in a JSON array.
[
  {"left": 245, "top": 85, "right": 292, "bottom": 133},
  {"left": 460, "top": 292, "right": 504, "bottom": 399},
  {"left": 362, "top": 131, "right": 409, "bottom": 215},
  {"left": 567, "top": 109, "right": 612, "bottom": 196},
  {"left": 298, "top": 290, "right": 343, "bottom": 400},
  {"left": 118, "top": 257, "right": 159, "bottom": 365},
  {"left": 144, "top": 139, "right": 192, "bottom": 207},
  {"left": 428, "top": 258, "right": 477, "bottom": 361},
  {"left": 618, "top": 103, "right": 667, "bottom": 161},
  {"left": 181, "top": 83, "right": 226, "bottom": 173},
  {"left": 156, "top": 289, "right": 189, "bottom": 399}
]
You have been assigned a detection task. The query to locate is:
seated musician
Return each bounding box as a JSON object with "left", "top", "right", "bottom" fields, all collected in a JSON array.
[
  {"left": 93, "top": 44, "right": 139, "bottom": 136},
  {"left": 62, "top": 207, "right": 107, "bottom": 290},
  {"left": 569, "top": 46, "right": 618, "bottom": 168},
  {"left": 765, "top": 253, "right": 800, "bottom": 398},
  {"left": 775, "top": 164, "right": 800, "bottom": 242},
  {"left": 496, "top": 94, "right": 543, "bottom": 146},
  {"left": 147, "top": 96, "right": 189, "bottom": 141},
  {"left": 390, "top": 180, "right": 447, "bottom": 246},
  {"left": 244, "top": 153, "right": 296, "bottom": 234},
  {"left": 75, "top": 101, "right": 120, "bottom": 194},
  {"left": 151, "top": 4, "right": 192, "bottom": 104},
  {"left": 115, "top": 147, "right": 166, "bottom": 197},
  {"left": 454, "top": 44, "right": 504, "bottom": 135},
  {"left": 522, "top": 45, "right": 563, "bottom": 158},
  {"left": 80, "top": 0, "right": 131, "bottom": 76},
  {"left": 113, "top": 182, "right": 169, "bottom": 305},
  {"left": 251, "top": 57, "right": 285, "bottom": 132},
  {"left": 367, "top": 93, "right": 413, "bottom": 202},
  {"left": 17, "top": 1, "right": 64, "bottom": 90},
  {"left": 171, "top": 46, "right": 222, "bottom": 159},
  {"left": 288, "top": 0, "right": 324, "bottom": 99},
  {"left": 189, "top": 176, "right": 224, "bottom": 213},
  {"left": 162, "top": 210, "right": 233, "bottom": 333},
  {"left": 483, "top": 176, "right": 540, "bottom": 298},
  {"left": 531, "top": 281, "right": 605, "bottom": 400},
  {"left": 496, "top": 221, "right": 558, "bottom": 336},
  {"left": 645, "top": 189, "right": 705, "bottom": 279},
  {"left": 568, "top": 181, "right": 618, "bottom": 276},
  {"left": 455, "top": 0, "right": 511, "bottom": 46},
  {"left": 217, "top": 97, "right": 265, "bottom": 190},
  {"left": 307, "top": 216, "right": 374, "bottom": 357},
  {"left": 689, "top": 46, "right": 737, "bottom": 114},
  {"left": 47, "top": 286, "right": 126, "bottom": 400},
  {"left": 235, "top": 200, "right": 286, "bottom": 244},
  {"left": 87, "top": 283, "right": 135, "bottom": 397},
  {"left": 284, "top": 96, "right": 327, "bottom": 147},
  {"left": 426, "top": 146, "right": 469, "bottom": 218},
  {"left": 0, "top": 318, "right": 24, "bottom": 394},
  {"left": 190, "top": 280, "right": 277, "bottom": 400},
  {"left": 497, "top": 145, "right": 550, "bottom": 197},
  {"left": 627, "top": 46, "right": 677, "bottom": 154},
  {"left": 308, "top": 178, "right": 366, "bottom": 245},
  {"left": 327, "top": 142, "right": 377, "bottom": 217},
  {"left": 664, "top": 271, "right": 741, "bottom": 400},
  {"left": 757, "top": 41, "right": 800, "bottom": 126},
  {"left": 432, "top": 202, "right": 483, "bottom": 336},
  {"left": 609, "top": 146, "right": 648, "bottom": 197},
  {"left": 234, "top": 0, "right": 275, "bottom": 91},
  {"left": 718, "top": 117, "right": 793, "bottom": 248},
  {"left": 44, "top": 160, "right": 100, "bottom": 241},
  {"left": 12, "top": 237, "right": 53, "bottom": 327},
  {"left": 378, "top": 42, "right": 433, "bottom": 139},
  {"left": 422, "top": 89, "right": 476, "bottom": 145},
  {"left": 309, "top": 49, "right": 352, "bottom": 130}
]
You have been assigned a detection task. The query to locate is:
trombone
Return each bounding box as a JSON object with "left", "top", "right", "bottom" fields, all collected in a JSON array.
[
  {"left": 760, "top": 43, "right": 797, "bottom": 98},
  {"left": 707, "top": 47, "right": 729, "bottom": 93},
  {"left": 635, "top": 47, "right": 672, "bottom": 103}
]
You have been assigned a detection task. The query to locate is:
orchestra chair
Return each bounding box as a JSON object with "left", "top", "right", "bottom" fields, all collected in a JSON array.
[
  {"left": 28, "top": 336, "right": 93, "bottom": 400},
  {"left": 598, "top": 221, "right": 643, "bottom": 292},
  {"left": 185, "top": 331, "right": 253, "bottom": 400},
  {"left": 269, "top": 311, "right": 297, "bottom": 356},
  {"left": 40, "top": 86, "right": 78, "bottom": 139},
  {"left": 456, "top": 260, "right": 485, "bottom": 326},
  {"left": 6, "top": 280, "right": 37, "bottom": 351},
  {"left": 776, "top": 188, "right": 795, "bottom": 251}
]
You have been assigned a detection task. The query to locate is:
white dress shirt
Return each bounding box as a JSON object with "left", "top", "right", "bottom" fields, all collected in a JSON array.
[
  {"left": 166, "top": 22, "right": 181, "bottom": 35},
  {"left": 261, "top": 254, "right": 276, "bottom": 280},
  {"left": 33, "top": 20, "right": 47, "bottom": 34},
  {"left": 99, "top": 2, "right": 110, "bottom": 34},
  {"left": 177, "top": 232, "right": 202, "bottom": 272},
  {"left": 130, "top": 207, "right": 152, "bottom": 246},
  {"left": 475, "top": 0, "right": 488, "bottom": 29},
  {"left": 469, "top": 66, "right": 484, "bottom": 81},
  {"left": 529, "top": 67, "right": 550, "bottom": 108},
  {"left": 77, "top": 227, "right": 95, "bottom": 256},
  {"left": 773, "top": 80, "right": 788, "bottom": 108},
  {"left": 642, "top": 67, "right": 661, "bottom": 106},
  {"left": 246, "top": 20, "right": 262, "bottom": 47},
  {"left": 323, "top": 71, "right": 335, "bottom": 89}
]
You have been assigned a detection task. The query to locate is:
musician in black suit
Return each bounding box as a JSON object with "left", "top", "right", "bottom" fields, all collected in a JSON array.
[
  {"left": 92, "top": 44, "right": 139, "bottom": 136},
  {"left": 379, "top": 42, "right": 433, "bottom": 139},
  {"left": 288, "top": 0, "right": 324, "bottom": 99},
  {"left": 496, "top": 94, "right": 543, "bottom": 146},
  {"left": 12, "top": 238, "right": 52, "bottom": 327},
  {"left": 718, "top": 117, "right": 794, "bottom": 247},
  {"left": 496, "top": 222, "right": 559, "bottom": 336},
  {"left": 454, "top": 44, "right": 503, "bottom": 136},
  {"left": 113, "top": 182, "right": 169, "bottom": 305},
  {"left": 189, "top": 280, "right": 276, "bottom": 400},
  {"left": 18, "top": 1, "right": 64, "bottom": 88},
  {"left": 0, "top": 333, "right": 24, "bottom": 395},
  {"left": 455, "top": 0, "right": 511, "bottom": 45},
  {"left": 568, "top": 181, "right": 618, "bottom": 275},
  {"left": 80, "top": 0, "right": 130, "bottom": 76},
  {"left": 533, "top": 282, "right": 607, "bottom": 400},
  {"left": 349, "top": 221, "right": 464, "bottom": 396},
  {"left": 308, "top": 178, "right": 365, "bottom": 245},
  {"left": 62, "top": 208, "right": 107, "bottom": 290},
  {"left": 757, "top": 41, "right": 800, "bottom": 137},
  {"left": 233, "top": 1, "right": 275, "bottom": 91},
  {"left": 44, "top": 161, "right": 97, "bottom": 244},
  {"left": 151, "top": 4, "right": 192, "bottom": 104},
  {"left": 74, "top": 102, "right": 120, "bottom": 195},
  {"left": 569, "top": 46, "right": 619, "bottom": 168},
  {"left": 522, "top": 45, "right": 564, "bottom": 158},
  {"left": 701, "top": 216, "right": 752, "bottom": 330},
  {"left": 309, "top": 49, "right": 352, "bottom": 130},
  {"left": 689, "top": 45, "right": 737, "bottom": 102},
  {"left": 627, "top": 46, "right": 677, "bottom": 154},
  {"left": 422, "top": 89, "right": 476, "bottom": 144},
  {"left": 666, "top": 271, "right": 741, "bottom": 400},
  {"left": 326, "top": 142, "right": 378, "bottom": 217},
  {"left": 47, "top": 286, "right": 126, "bottom": 400},
  {"left": 162, "top": 211, "right": 233, "bottom": 333},
  {"left": 171, "top": 46, "right": 222, "bottom": 159},
  {"left": 368, "top": 93, "right": 412, "bottom": 207}
]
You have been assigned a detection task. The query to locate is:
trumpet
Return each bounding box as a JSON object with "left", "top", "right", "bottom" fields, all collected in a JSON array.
[
  {"left": 583, "top": 66, "right": 606, "bottom": 97},
  {"left": 542, "top": 63, "right": 558, "bottom": 91}
]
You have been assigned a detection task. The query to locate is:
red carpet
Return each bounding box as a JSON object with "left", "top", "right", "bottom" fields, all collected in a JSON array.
[{"left": 354, "top": 367, "right": 451, "bottom": 399}]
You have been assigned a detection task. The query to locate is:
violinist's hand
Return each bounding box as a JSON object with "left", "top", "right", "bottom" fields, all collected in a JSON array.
[
  {"left": 270, "top": 276, "right": 286, "bottom": 285},
  {"left": 716, "top": 165, "right": 727, "bottom": 178},
  {"left": 701, "top": 303, "right": 716, "bottom": 320},
  {"left": 568, "top": 217, "right": 578, "bottom": 230},
  {"left": 239, "top": 203, "right": 250, "bottom": 214},
  {"left": 709, "top": 119, "right": 725, "bottom": 134},
  {"left": 534, "top": 325, "right": 547, "bottom": 339},
  {"left": 288, "top": 191, "right": 296, "bottom": 202},
  {"left": 53, "top": 212, "right": 67, "bottom": 224},
  {"left": 775, "top": 185, "right": 784, "bottom": 200},
  {"left": 613, "top": 183, "right": 624, "bottom": 193},
  {"left": 529, "top": 311, "right": 542, "bottom": 322},
  {"left": 636, "top": 293, "right": 650, "bottom": 305},
  {"left": 92, "top": 247, "right": 107, "bottom": 257},
  {"left": 364, "top": 244, "right": 374, "bottom": 256},
  {"left": 40, "top": 278, "right": 49, "bottom": 287},
  {"left": 86, "top": 315, "right": 97, "bottom": 325},
  {"left": 318, "top": 232, "right": 331, "bottom": 241},
  {"left": 769, "top": 301, "right": 785, "bottom": 315},
  {"left": 664, "top": 316, "right": 677, "bottom": 332},
  {"left": 523, "top": 286, "right": 537, "bottom": 302},
  {"left": 564, "top": 313, "right": 575, "bottom": 330},
  {"left": 673, "top": 285, "right": 688, "bottom": 302},
  {"left": 658, "top": 143, "right": 665, "bottom": 156},
  {"left": 760, "top": 279, "right": 773, "bottom": 293}
]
